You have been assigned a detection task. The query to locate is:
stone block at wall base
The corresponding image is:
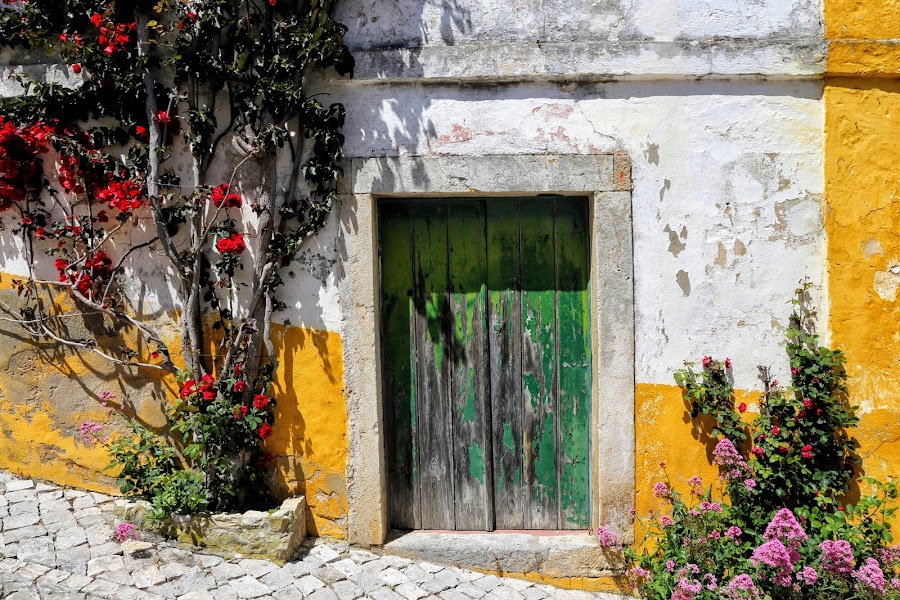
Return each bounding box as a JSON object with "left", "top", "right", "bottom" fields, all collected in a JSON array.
[{"left": 113, "top": 496, "right": 307, "bottom": 563}]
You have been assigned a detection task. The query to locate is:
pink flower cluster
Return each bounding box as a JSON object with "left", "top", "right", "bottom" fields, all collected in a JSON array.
[
  {"left": 712, "top": 438, "right": 750, "bottom": 481},
  {"left": 652, "top": 481, "right": 670, "bottom": 498},
  {"left": 820, "top": 539, "right": 854, "bottom": 574},
  {"left": 764, "top": 508, "right": 808, "bottom": 563},
  {"left": 596, "top": 526, "right": 621, "bottom": 549},
  {"left": 750, "top": 539, "right": 794, "bottom": 586},
  {"left": 671, "top": 577, "right": 702, "bottom": 600},
  {"left": 796, "top": 566, "right": 818, "bottom": 586},
  {"left": 853, "top": 557, "right": 886, "bottom": 594},
  {"left": 79, "top": 421, "right": 103, "bottom": 445},
  {"left": 722, "top": 574, "right": 762, "bottom": 600},
  {"left": 114, "top": 522, "right": 139, "bottom": 543}
]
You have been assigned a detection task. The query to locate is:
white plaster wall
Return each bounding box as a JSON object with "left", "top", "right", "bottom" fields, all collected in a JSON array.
[
  {"left": 324, "top": 79, "right": 826, "bottom": 390},
  {"left": 334, "top": 0, "right": 823, "bottom": 47}
]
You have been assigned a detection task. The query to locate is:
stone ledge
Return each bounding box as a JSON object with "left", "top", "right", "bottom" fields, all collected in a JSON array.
[
  {"left": 112, "top": 496, "right": 307, "bottom": 564},
  {"left": 328, "top": 39, "right": 827, "bottom": 83},
  {"left": 383, "top": 531, "right": 625, "bottom": 579}
]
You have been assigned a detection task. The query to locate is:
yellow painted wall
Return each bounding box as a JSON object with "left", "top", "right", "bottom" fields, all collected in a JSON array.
[
  {"left": 825, "top": 0, "right": 900, "bottom": 40},
  {"left": 823, "top": 79, "right": 900, "bottom": 488},
  {"left": 634, "top": 385, "right": 763, "bottom": 524},
  {"left": 0, "top": 275, "right": 349, "bottom": 537},
  {"left": 824, "top": 0, "right": 900, "bottom": 492}
]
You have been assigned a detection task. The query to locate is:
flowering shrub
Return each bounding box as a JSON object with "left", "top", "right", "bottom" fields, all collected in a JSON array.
[
  {"left": 0, "top": 1, "right": 352, "bottom": 518},
  {"left": 626, "top": 282, "right": 900, "bottom": 600}
]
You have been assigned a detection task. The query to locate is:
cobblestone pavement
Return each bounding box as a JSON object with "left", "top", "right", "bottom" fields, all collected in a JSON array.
[{"left": 0, "top": 473, "right": 623, "bottom": 600}]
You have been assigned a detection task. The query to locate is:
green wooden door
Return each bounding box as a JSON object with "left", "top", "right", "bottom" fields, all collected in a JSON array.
[{"left": 380, "top": 197, "right": 592, "bottom": 531}]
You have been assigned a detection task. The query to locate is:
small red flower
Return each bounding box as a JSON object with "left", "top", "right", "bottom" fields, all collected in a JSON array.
[
  {"left": 772, "top": 426, "right": 780, "bottom": 435},
  {"left": 233, "top": 405, "right": 249, "bottom": 420},
  {"left": 180, "top": 380, "right": 197, "bottom": 398},
  {"left": 258, "top": 423, "right": 273, "bottom": 439},
  {"left": 253, "top": 394, "right": 269, "bottom": 410},
  {"left": 72, "top": 64, "right": 82, "bottom": 74},
  {"left": 151, "top": 351, "right": 161, "bottom": 360},
  {"left": 233, "top": 380, "right": 247, "bottom": 393},
  {"left": 216, "top": 232, "right": 246, "bottom": 255},
  {"left": 803, "top": 398, "right": 814, "bottom": 409},
  {"left": 738, "top": 402, "right": 747, "bottom": 413},
  {"left": 154, "top": 110, "right": 174, "bottom": 126},
  {"left": 203, "top": 390, "right": 215, "bottom": 401},
  {"left": 90, "top": 13, "right": 103, "bottom": 27}
]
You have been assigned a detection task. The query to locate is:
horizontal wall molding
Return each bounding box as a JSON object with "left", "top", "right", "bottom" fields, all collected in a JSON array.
[
  {"left": 331, "top": 39, "right": 828, "bottom": 83},
  {"left": 342, "top": 154, "right": 632, "bottom": 197}
]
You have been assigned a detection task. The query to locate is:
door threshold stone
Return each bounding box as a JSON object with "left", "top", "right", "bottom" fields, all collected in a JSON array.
[{"left": 383, "top": 529, "right": 626, "bottom": 579}]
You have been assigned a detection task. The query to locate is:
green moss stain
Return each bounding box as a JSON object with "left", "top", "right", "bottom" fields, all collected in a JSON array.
[{"left": 468, "top": 442, "right": 486, "bottom": 485}]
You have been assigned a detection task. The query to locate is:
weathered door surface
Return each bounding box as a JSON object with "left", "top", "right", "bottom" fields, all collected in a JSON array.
[{"left": 379, "top": 197, "right": 592, "bottom": 531}]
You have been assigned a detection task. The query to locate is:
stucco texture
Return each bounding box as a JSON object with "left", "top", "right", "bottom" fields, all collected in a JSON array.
[{"left": 824, "top": 78, "right": 900, "bottom": 487}]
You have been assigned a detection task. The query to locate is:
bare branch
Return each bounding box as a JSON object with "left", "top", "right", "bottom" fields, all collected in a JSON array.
[{"left": 136, "top": 12, "right": 184, "bottom": 275}]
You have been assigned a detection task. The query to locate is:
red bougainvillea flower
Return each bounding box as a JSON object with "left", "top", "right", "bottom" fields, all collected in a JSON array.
[
  {"left": 258, "top": 423, "right": 273, "bottom": 439},
  {"left": 253, "top": 394, "right": 269, "bottom": 410},
  {"left": 738, "top": 402, "right": 747, "bottom": 413},
  {"left": 233, "top": 405, "right": 249, "bottom": 420},
  {"left": 96, "top": 179, "right": 143, "bottom": 212},
  {"left": 154, "top": 110, "right": 174, "bottom": 126},
  {"left": 203, "top": 390, "right": 215, "bottom": 401},
  {"left": 211, "top": 184, "right": 242, "bottom": 208},
  {"left": 233, "top": 380, "right": 247, "bottom": 393},
  {"left": 90, "top": 13, "right": 103, "bottom": 27},
  {"left": 216, "top": 232, "right": 246, "bottom": 255},
  {"left": 801, "top": 444, "right": 813, "bottom": 459},
  {"left": 134, "top": 125, "right": 148, "bottom": 140},
  {"left": 72, "top": 64, "right": 82, "bottom": 74},
  {"left": 56, "top": 251, "right": 113, "bottom": 298},
  {"left": 181, "top": 379, "right": 197, "bottom": 398}
]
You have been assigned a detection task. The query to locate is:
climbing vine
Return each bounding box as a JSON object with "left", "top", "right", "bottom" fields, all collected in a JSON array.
[{"left": 0, "top": 0, "right": 352, "bottom": 513}]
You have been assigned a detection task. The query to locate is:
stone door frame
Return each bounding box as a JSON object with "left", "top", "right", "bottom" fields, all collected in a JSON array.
[{"left": 336, "top": 154, "right": 635, "bottom": 546}]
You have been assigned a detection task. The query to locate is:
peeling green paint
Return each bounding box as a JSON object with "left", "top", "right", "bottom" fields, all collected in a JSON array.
[
  {"left": 502, "top": 422, "right": 515, "bottom": 453},
  {"left": 468, "top": 442, "right": 486, "bottom": 485}
]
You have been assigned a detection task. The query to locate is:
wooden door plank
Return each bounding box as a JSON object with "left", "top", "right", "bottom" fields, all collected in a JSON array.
[
  {"left": 412, "top": 200, "right": 455, "bottom": 530},
  {"left": 486, "top": 199, "right": 525, "bottom": 530},
  {"left": 379, "top": 201, "right": 418, "bottom": 529},
  {"left": 555, "top": 198, "right": 593, "bottom": 529},
  {"left": 448, "top": 200, "right": 493, "bottom": 531},
  {"left": 519, "top": 198, "right": 559, "bottom": 529}
]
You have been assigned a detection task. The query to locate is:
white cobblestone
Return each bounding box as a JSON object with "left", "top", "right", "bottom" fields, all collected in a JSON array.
[{"left": 0, "top": 472, "right": 628, "bottom": 600}]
